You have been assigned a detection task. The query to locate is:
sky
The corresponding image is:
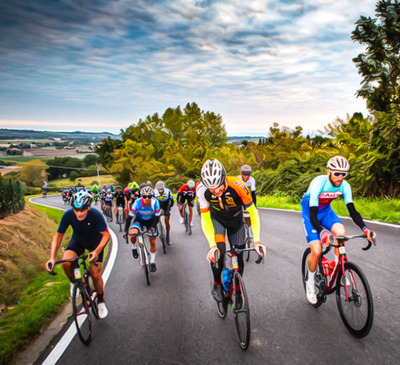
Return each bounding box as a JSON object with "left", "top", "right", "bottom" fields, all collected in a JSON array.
[{"left": 0, "top": 0, "right": 377, "bottom": 136}]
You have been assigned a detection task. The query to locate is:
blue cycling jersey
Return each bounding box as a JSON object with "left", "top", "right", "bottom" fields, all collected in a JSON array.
[
  {"left": 301, "top": 175, "right": 353, "bottom": 210},
  {"left": 129, "top": 197, "right": 161, "bottom": 221}
]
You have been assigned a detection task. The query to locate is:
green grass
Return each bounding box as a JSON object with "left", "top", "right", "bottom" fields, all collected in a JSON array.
[
  {"left": 49, "top": 174, "right": 116, "bottom": 189},
  {"left": 258, "top": 195, "right": 400, "bottom": 224}
]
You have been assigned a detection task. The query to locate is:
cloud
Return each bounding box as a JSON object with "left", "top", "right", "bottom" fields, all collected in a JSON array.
[{"left": 0, "top": 0, "right": 376, "bottom": 135}]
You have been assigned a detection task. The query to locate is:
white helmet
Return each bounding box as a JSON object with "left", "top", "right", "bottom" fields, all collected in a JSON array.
[
  {"left": 327, "top": 156, "right": 350, "bottom": 172},
  {"left": 187, "top": 180, "right": 195, "bottom": 189},
  {"left": 201, "top": 159, "right": 226, "bottom": 189},
  {"left": 155, "top": 181, "right": 165, "bottom": 191},
  {"left": 140, "top": 186, "right": 154, "bottom": 196}
]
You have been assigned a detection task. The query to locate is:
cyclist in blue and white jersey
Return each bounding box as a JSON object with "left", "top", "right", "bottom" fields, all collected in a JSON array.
[
  {"left": 154, "top": 181, "right": 174, "bottom": 245},
  {"left": 125, "top": 186, "right": 161, "bottom": 272},
  {"left": 301, "top": 156, "right": 376, "bottom": 305}
]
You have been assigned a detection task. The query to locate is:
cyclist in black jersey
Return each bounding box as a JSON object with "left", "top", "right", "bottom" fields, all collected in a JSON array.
[
  {"left": 45, "top": 190, "right": 110, "bottom": 319},
  {"left": 113, "top": 185, "right": 128, "bottom": 220}
]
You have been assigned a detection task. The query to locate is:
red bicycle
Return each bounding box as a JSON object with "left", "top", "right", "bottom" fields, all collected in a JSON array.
[{"left": 301, "top": 234, "right": 376, "bottom": 338}]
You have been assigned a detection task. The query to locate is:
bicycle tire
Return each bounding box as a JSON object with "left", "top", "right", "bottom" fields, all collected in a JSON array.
[
  {"left": 72, "top": 283, "right": 92, "bottom": 345},
  {"left": 158, "top": 222, "right": 167, "bottom": 254},
  {"left": 301, "top": 247, "right": 325, "bottom": 308},
  {"left": 233, "top": 272, "right": 250, "bottom": 350},
  {"left": 216, "top": 297, "right": 228, "bottom": 319},
  {"left": 89, "top": 289, "right": 99, "bottom": 319},
  {"left": 118, "top": 210, "right": 124, "bottom": 232},
  {"left": 245, "top": 226, "right": 252, "bottom": 262},
  {"left": 140, "top": 245, "right": 150, "bottom": 286},
  {"left": 336, "top": 262, "right": 374, "bottom": 338}
]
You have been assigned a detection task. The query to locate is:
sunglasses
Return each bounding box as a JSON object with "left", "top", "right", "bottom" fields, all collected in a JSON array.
[
  {"left": 142, "top": 195, "right": 152, "bottom": 199},
  {"left": 332, "top": 172, "right": 347, "bottom": 178},
  {"left": 73, "top": 207, "right": 88, "bottom": 212}
]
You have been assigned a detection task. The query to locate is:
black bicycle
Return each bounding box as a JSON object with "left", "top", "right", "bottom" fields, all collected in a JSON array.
[
  {"left": 157, "top": 210, "right": 167, "bottom": 254},
  {"left": 102, "top": 203, "right": 113, "bottom": 222},
  {"left": 215, "top": 246, "right": 264, "bottom": 350},
  {"left": 116, "top": 206, "right": 125, "bottom": 232},
  {"left": 301, "top": 234, "right": 375, "bottom": 338},
  {"left": 48, "top": 253, "right": 99, "bottom": 345},
  {"left": 183, "top": 202, "right": 191, "bottom": 235}
]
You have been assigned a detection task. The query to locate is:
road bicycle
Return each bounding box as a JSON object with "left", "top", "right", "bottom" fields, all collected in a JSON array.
[
  {"left": 116, "top": 206, "right": 125, "bottom": 232},
  {"left": 125, "top": 227, "right": 152, "bottom": 286},
  {"left": 157, "top": 210, "right": 167, "bottom": 254},
  {"left": 48, "top": 253, "right": 99, "bottom": 345},
  {"left": 92, "top": 193, "right": 99, "bottom": 205},
  {"left": 215, "top": 246, "right": 264, "bottom": 350},
  {"left": 102, "top": 203, "right": 112, "bottom": 222},
  {"left": 301, "top": 234, "right": 376, "bottom": 338},
  {"left": 243, "top": 211, "right": 253, "bottom": 262},
  {"left": 183, "top": 202, "right": 191, "bottom": 235}
]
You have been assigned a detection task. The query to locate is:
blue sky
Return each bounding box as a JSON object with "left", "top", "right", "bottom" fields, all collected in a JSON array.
[{"left": 0, "top": 0, "right": 376, "bottom": 136}]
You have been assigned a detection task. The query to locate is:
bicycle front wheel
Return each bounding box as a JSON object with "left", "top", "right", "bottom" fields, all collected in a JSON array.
[
  {"left": 233, "top": 272, "right": 250, "bottom": 350},
  {"left": 336, "top": 262, "right": 374, "bottom": 338},
  {"left": 72, "top": 283, "right": 92, "bottom": 345},
  {"left": 140, "top": 245, "right": 150, "bottom": 286}
]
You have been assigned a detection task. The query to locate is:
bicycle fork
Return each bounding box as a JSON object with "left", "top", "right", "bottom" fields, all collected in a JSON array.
[{"left": 137, "top": 236, "right": 149, "bottom": 269}]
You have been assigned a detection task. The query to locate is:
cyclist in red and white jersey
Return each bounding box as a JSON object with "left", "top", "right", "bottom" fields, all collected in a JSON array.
[{"left": 177, "top": 180, "right": 196, "bottom": 227}]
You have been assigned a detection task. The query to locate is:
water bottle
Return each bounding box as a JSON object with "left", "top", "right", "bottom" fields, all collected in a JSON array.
[
  {"left": 321, "top": 257, "right": 331, "bottom": 276},
  {"left": 222, "top": 268, "right": 233, "bottom": 292}
]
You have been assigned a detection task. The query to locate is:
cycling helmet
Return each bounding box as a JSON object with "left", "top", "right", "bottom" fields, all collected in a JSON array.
[
  {"left": 130, "top": 181, "right": 139, "bottom": 190},
  {"left": 116, "top": 185, "right": 122, "bottom": 190},
  {"left": 107, "top": 188, "right": 112, "bottom": 192},
  {"left": 187, "top": 180, "right": 195, "bottom": 189},
  {"left": 124, "top": 187, "right": 130, "bottom": 193},
  {"left": 241, "top": 164, "right": 252, "bottom": 175},
  {"left": 327, "top": 156, "right": 350, "bottom": 172},
  {"left": 200, "top": 159, "right": 226, "bottom": 189},
  {"left": 139, "top": 183, "right": 147, "bottom": 189},
  {"left": 140, "top": 186, "right": 154, "bottom": 196},
  {"left": 146, "top": 181, "right": 152, "bottom": 186},
  {"left": 71, "top": 191, "right": 92, "bottom": 210},
  {"left": 156, "top": 181, "right": 165, "bottom": 191}
]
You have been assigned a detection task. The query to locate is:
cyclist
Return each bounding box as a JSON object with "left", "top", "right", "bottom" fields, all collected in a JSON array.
[
  {"left": 91, "top": 184, "right": 99, "bottom": 204},
  {"left": 197, "top": 159, "right": 267, "bottom": 304},
  {"left": 301, "top": 156, "right": 377, "bottom": 305},
  {"left": 42, "top": 181, "right": 48, "bottom": 197},
  {"left": 103, "top": 188, "right": 114, "bottom": 220},
  {"left": 154, "top": 180, "right": 174, "bottom": 245},
  {"left": 125, "top": 185, "right": 161, "bottom": 272},
  {"left": 238, "top": 164, "right": 257, "bottom": 229},
  {"left": 45, "top": 190, "right": 110, "bottom": 319},
  {"left": 113, "top": 185, "right": 128, "bottom": 221},
  {"left": 177, "top": 180, "right": 196, "bottom": 227}
]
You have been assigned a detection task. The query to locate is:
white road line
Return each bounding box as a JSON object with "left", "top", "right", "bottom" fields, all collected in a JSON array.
[
  {"left": 29, "top": 197, "right": 118, "bottom": 365},
  {"left": 259, "top": 207, "right": 400, "bottom": 229}
]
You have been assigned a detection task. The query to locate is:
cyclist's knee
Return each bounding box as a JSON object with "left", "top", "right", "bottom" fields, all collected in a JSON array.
[{"left": 309, "top": 240, "right": 322, "bottom": 256}]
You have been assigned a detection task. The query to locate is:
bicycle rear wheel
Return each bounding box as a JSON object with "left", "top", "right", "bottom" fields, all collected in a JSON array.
[
  {"left": 336, "top": 262, "right": 373, "bottom": 338},
  {"left": 158, "top": 222, "right": 167, "bottom": 254},
  {"left": 72, "top": 283, "right": 92, "bottom": 345},
  {"left": 233, "top": 272, "right": 250, "bottom": 350},
  {"left": 301, "top": 247, "right": 325, "bottom": 308},
  {"left": 216, "top": 296, "right": 228, "bottom": 319}
]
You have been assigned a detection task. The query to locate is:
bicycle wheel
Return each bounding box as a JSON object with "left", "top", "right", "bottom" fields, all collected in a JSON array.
[
  {"left": 139, "top": 245, "right": 150, "bottom": 286},
  {"left": 301, "top": 247, "right": 325, "bottom": 308},
  {"left": 158, "top": 222, "right": 167, "bottom": 254},
  {"left": 336, "top": 262, "right": 373, "bottom": 338},
  {"left": 233, "top": 272, "right": 250, "bottom": 350},
  {"left": 216, "top": 297, "right": 228, "bottom": 319},
  {"left": 118, "top": 211, "right": 123, "bottom": 232},
  {"left": 89, "top": 289, "right": 99, "bottom": 319},
  {"left": 72, "top": 283, "right": 92, "bottom": 345}
]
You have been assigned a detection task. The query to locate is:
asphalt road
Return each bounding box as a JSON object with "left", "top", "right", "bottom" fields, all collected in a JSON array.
[{"left": 32, "top": 195, "right": 400, "bottom": 365}]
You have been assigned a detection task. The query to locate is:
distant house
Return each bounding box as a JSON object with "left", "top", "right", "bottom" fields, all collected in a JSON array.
[{"left": 6, "top": 147, "right": 23, "bottom": 155}]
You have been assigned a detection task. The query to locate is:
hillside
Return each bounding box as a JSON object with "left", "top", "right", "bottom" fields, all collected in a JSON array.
[{"left": 0, "top": 128, "right": 119, "bottom": 142}]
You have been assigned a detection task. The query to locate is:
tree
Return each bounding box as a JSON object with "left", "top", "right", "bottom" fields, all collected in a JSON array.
[
  {"left": 352, "top": 0, "right": 400, "bottom": 113},
  {"left": 19, "top": 159, "right": 48, "bottom": 187}
]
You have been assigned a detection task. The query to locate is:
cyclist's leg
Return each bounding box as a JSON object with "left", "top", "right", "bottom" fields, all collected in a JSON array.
[
  {"left": 227, "top": 224, "right": 247, "bottom": 276},
  {"left": 210, "top": 219, "right": 226, "bottom": 284},
  {"left": 188, "top": 200, "right": 194, "bottom": 225},
  {"left": 61, "top": 249, "right": 78, "bottom": 280},
  {"left": 321, "top": 208, "right": 345, "bottom": 261}
]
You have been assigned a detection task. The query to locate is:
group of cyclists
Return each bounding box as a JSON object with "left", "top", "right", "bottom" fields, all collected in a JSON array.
[{"left": 46, "top": 155, "right": 376, "bottom": 322}]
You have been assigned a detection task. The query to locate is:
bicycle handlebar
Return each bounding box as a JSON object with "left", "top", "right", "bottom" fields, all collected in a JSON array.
[
  {"left": 47, "top": 253, "right": 97, "bottom": 275},
  {"left": 332, "top": 234, "right": 376, "bottom": 251},
  {"left": 213, "top": 246, "right": 264, "bottom": 269}
]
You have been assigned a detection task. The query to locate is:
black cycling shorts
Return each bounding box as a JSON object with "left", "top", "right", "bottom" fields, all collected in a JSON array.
[
  {"left": 66, "top": 234, "right": 105, "bottom": 262},
  {"left": 178, "top": 195, "right": 195, "bottom": 207}
]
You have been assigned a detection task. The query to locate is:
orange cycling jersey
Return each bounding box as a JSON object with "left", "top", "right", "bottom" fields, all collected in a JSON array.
[{"left": 200, "top": 176, "right": 252, "bottom": 223}]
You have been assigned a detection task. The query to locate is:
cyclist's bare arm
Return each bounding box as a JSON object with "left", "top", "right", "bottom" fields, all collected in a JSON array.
[
  {"left": 46, "top": 232, "right": 64, "bottom": 271},
  {"left": 89, "top": 230, "right": 111, "bottom": 262}
]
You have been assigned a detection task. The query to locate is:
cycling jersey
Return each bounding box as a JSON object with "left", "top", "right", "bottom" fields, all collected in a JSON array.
[
  {"left": 154, "top": 188, "right": 174, "bottom": 214},
  {"left": 237, "top": 175, "right": 257, "bottom": 206},
  {"left": 104, "top": 192, "right": 113, "bottom": 206},
  {"left": 177, "top": 184, "right": 196, "bottom": 205},
  {"left": 197, "top": 176, "right": 261, "bottom": 247},
  {"left": 129, "top": 197, "right": 161, "bottom": 221},
  {"left": 113, "top": 191, "right": 126, "bottom": 207},
  {"left": 301, "top": 175, "right": 353, "bottom": 209}
]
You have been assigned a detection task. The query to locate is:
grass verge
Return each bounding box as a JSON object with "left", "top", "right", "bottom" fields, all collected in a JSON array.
[{"left": 257, "top": 195, "right": 400, "bottom": 224}]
